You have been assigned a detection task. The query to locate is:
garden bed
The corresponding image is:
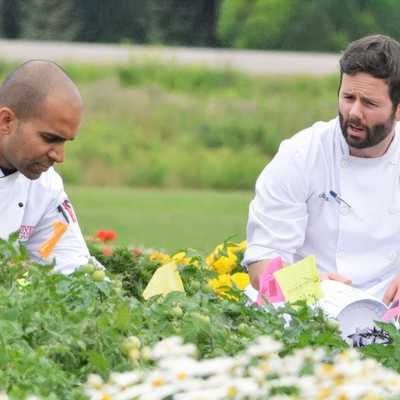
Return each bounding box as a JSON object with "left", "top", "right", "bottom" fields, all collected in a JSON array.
[{"left": 0, "top": 232, "right": 399, "bottom": 399}]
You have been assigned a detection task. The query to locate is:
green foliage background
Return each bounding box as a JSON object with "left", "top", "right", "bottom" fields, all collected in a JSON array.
[
  {"left": 1, "top": 0, "right": 399, "bottom": 51},
  {"left": 218, "top": 0, "right": 400, "bottom": 51},
  {"left": 53, "top": 62, "right": 337, "bottom": 190},
  {"left": 0, "top": 0, "right": 218, "bottom": 46}
]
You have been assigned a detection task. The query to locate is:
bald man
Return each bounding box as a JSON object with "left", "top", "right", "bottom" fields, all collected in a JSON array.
[{"left": 0, "top": 60, "right": 98, "bottom": 273}]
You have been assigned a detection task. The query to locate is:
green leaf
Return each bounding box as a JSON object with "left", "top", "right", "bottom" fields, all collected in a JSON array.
[
  {"left": 114, "top": 303, "right": 131, "bottom": 332},
  {"left": 88, "top": 350, "right": 109, "bottom": 376}
]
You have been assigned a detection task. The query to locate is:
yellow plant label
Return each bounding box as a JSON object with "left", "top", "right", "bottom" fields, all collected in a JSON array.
[
  {"left": 143, "top": 262, "right": 185, "bottom": 300},
  {"left": 273, "top": 255, "right": 322, "bottom": 304}
]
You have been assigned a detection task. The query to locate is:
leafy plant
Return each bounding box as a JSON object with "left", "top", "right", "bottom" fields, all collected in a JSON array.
[{"left": 2, "top": 235, "right": 398, "bottom": 399}]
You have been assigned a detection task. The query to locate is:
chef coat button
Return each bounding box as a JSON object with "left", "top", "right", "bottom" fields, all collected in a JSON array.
[
  {"left": 388, "top": 251, "right": 398, "bottom": 261},
  {"left": 337, "top": 251, "right": 344, "bottom": 258},
  {"left": 341, "top": 159, "right": 348, "bottom": 168}
]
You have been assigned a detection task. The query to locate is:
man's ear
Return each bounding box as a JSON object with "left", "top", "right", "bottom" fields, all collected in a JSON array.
[{"left": 0, "top": 107, "right": 16, "bottom": 137}]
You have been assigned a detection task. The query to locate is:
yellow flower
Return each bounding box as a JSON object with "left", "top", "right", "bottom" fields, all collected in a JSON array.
[
  {"left": 206, "top": 244, "right": 223, "bottom": 265},
  {"left": 229, "top": 240, "right": 247, "bottom": 254},
  {"left": 212, "top": 252, "right": 238, "bottom": 275},
  {"left": 172, "top": 251, "right": 192, "bottom": 266},
  {"left": 231, "top": 272, "right": 250, "bottom": 290},
  {"left": 208, "top": 274, "right": 232, "bottom": 296},
  {"left": 208, "top": 274, "right": 240, "bottom": 301},
  {"left": 238, "top": 240, "right": 247, "bottom": 251},
  {"left": 206, "top": 243, "right": 238, "bottom": 275},
  {"left": 205, "top": 254, "right": 214, "bottom": 267},
  {"left": 149, "top": 251, "right": 171, "bottom": 265}
]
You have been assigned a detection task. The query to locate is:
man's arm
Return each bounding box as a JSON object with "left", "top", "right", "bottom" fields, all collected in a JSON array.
[
  {"left": 25, "top": 196, "right": 100, "bottom": 274},
  {"left": 248, "top": 259, "right": 273, "bottom": 290},
  {"left": 243, "top": 137, "right": 310, "bottom": 282},
  {"left": 320, "top": 272, "right": 352, "bottom": 285},
  {"left": 22, "top": 169, "right": 102, "bottom": 273},
  {"left": 383, "top": 273, "right": 400, "bottom": 305}
]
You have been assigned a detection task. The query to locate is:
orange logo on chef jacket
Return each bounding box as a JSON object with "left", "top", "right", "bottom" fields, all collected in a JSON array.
[{"left": 38, "top": 221, "right": 68, "bottom": 259}]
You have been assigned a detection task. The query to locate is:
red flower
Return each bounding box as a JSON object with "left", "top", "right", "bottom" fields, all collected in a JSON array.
[
  {"left": 96, "top": 230, "right": 117, "bottom": 242},
  {"left": 103, "top": 246, "right": 112, "bottom": 256}
]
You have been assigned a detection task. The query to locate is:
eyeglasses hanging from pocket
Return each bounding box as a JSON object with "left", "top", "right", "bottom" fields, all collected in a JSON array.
[{"left": 319, "top": 190, "right": 352, "bottom": 215}]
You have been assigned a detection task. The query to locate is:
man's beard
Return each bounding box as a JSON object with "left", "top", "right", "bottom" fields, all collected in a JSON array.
[{"left": 339, "top": 111, "right": 396, "bottom": 149}]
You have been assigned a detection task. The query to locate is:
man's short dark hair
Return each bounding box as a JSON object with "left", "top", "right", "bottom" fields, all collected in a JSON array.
[{"left": 339, "top": 34, "right": 400, "bottom": 108}]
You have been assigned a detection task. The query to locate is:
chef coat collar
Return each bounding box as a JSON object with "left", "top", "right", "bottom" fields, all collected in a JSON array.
[{"left": 0, "top": 166, "right": 17, "bottom": 177}]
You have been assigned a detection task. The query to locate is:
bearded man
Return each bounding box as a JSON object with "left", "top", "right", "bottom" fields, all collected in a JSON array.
[{"left": 244, "top": 34, "right": 400, "bottom": 304}]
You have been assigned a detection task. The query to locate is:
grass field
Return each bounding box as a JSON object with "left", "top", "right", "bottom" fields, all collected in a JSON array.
[{"left": 66, "top": 185, "right": 253, "bottom": 254}]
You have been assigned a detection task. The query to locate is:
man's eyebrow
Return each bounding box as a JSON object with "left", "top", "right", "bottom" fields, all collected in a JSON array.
[
  {"left": 360, "top": 94, "right": 383, "bottom": 104},
  {"left": 39, "top": 131, "right": 74, "bottom": 141},
  {"left": 341, "top": 91, "right": 382, "bottom": 103}
]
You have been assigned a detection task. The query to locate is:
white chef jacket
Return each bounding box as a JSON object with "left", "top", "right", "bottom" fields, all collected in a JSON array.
[
  {"left": 244, "top": 117, "right": 400, "bottom": 300},
  {"left": 0, "top": 167, "right": 95, "bottom": 274}
]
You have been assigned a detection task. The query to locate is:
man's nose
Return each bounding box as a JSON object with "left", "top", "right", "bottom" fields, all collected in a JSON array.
[
  {"left": 48, "top": 145, "right": 65, "bottom": 163},
  {"left": 349, "top": 100, "right": 364, "bottom": 121}
]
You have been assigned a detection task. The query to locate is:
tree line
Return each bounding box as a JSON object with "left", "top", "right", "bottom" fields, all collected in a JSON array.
[{"left": 0, "top": 0, "right": 399, "bottom": 52}]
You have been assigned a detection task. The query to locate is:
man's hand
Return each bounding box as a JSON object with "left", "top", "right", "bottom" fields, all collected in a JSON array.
[
  {"left": 383, "top": 273, "right": 400, "bottom": 306},
  {"left": 320, "top": 272, "right": 352, "bottom": 285},
  {"left": 248, "top": 259, "right": 274, "bottom": 290}
]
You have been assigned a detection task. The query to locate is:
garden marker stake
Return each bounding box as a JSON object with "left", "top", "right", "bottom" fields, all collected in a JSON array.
[
  {"left": 143, "top": 262, "right": 185, "bottom": 300},
  {"left": 382, "top": 301, "right": 400, "bottom": 323}
]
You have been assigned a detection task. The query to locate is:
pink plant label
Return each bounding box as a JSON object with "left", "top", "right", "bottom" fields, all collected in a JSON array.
[
  {"left": 256, "top": 256, "right": 285, "bottom": 304},
  {"left": 382, "top": 301, "right": 400, "bottom": 322},
  {"left": 268, "top": 279, "right": 277, "bottom": 297}
]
